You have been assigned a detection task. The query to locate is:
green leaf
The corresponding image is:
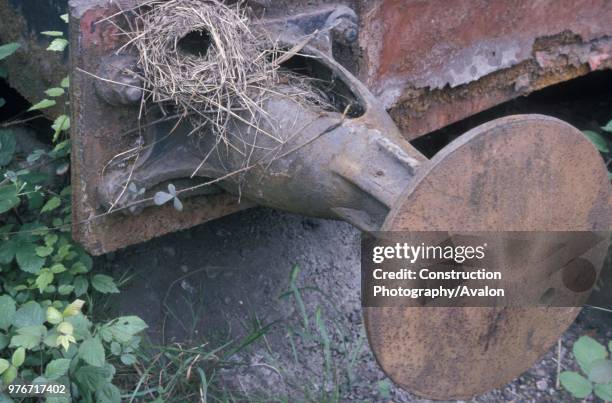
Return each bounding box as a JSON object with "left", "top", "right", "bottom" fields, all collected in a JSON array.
[
  {"left": 110, "top": 342, "right": 121, "bottom": 356},
  {"left": 16, "top": 243, "right": 45, "bottom": 274},
  {"left": 41, "top": 31, "right": 64, "bottom": 37},
  {"left": 2, "top": 365, "right": 17, "bottom": 385},
  {"left": 45, "top": 234, "right": 59, "bottom": 246},
  {"left": 154, "top": 191, "right": 173, "bottom": 206},
  {"left": 595, "top": 383, "right": 612, "bottom": 401},
  {"left": 582, "top": 130, "right": 610, "bottom": 153},
  {"left": 58, "top": 321, "right": 73, "bottom": 335},
  {"left": 45, "top": 358, "right": 70, "bottom": 379},
  {"left": 120, "top": 354, "right": 136, "bottom": 365},
  {"left": 0, "top": 129, "right": 16, "bottom": 165},
  {"left": 35, "top": 245, "right": 54, "bottom": 257},
  {"left": 0, "top": 359, "right": 9, "bottom": 374},
  {"left": 41, "top": 196, "right": 61, "bottom": 213},
  {"left": 560, "top": 371, "right": 593, "bottom": 398},
  {"left": 60, "top": 14, "right": 69, "bottom": 23},
  {"left": 0, "top": 334, "right": 9, "bottom": 350},
  {"left": 0, "top": 42, "right": 20, "bottom": 60},
  {"left": 52, "top": 114, "right": 70, "bottom": 134},
  {"left": 47, "top": 38, "right": 68, "bottom": 52},
  {"left": 0, "top": 66, "right": 7, "bottom": 78},
  {"left": 10, "top": 325, "right": 46, "bottom": 349},
  {"left": 74, "top": 276, "right": 88, "bottom": 297},
  {"left": 45, "top": 87, "right": 65, "bottom": 97},
  {"left": 601, "top": 120, "right": 612, "bottom": 133},
  {"left": 0, "top": 239, "right": 16, "bottom": 264},
  {"left": 52, "top": 115, "right": 70, "bottom": 142},
  {"left": 75, "top": 365, "right": 112, "bottom": 390},
  {"left": 0, "top": 185, "right": 20, "bottom": 214},
  {"left": 11, "top": 347, "right": 25, "bottom": 367},
  {"left": 46, "top": 307, "right": 63, "bottom": 325},
  {"left": 63, "top": 299, "right": 85, "bottom": 317},
  {"left": 60, "top": 76, "right": 69, "bottom": 88},
  {"left": 79, "top": 336, "right": 105, "bottom": 367},
  {"left": 96, "top": 382, "right": 121, "bottom": 403},
  {"left": 92, "top": 274, "right": 119, "bottom": 294},
  {"left": 589, "top": 359, "right": 612, "bottom": 384},
  {"left": 0, "top": 296, "right": 16, "bottom": 330},
  {"left": 173, "top": 196, "right": 183, "bottom": 211},
  {"left": 28, "top": 99, "right": 56, "bottom": 111},
  {"left": 0, "top": 98, "right": 4, "bottom": 108},
  {"left": 35, "top": 269, "right": 54, "bottom": 292},
  {"left": 13, "top": 301, "right": 45, "bottom": 327},
  {"left": 65, "top": 313, "right": 92, "bottom": 341},
  {"left": 107, "top": 316, "right": 147, "bottom": 343},
  {"left": 58, "top": 285, "right": 74, "bottom": 295},
  {"left": 50, "top": 263, "right": 66, "bottom": 274},
  {"left": 574, "top": 336, "right": 608, "bottom": 374},
  {"left": 377, "top": 379, "right": 391, "bottom": 399}
]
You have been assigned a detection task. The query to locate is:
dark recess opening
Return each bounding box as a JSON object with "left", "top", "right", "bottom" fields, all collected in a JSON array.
[
  {"left": 0, "top": 78, "right": 52, "bottom": 143},
  {"left": 178, "top": 30, "right": 212, "bottom": 57},
  {"left": 279, "top": 54, "right": 365, "bottom": 118},
  {"left": 411, "top": 70, "right": 612, "bottom": 158}
]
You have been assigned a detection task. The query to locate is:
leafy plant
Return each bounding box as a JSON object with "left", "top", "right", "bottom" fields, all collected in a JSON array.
[
  {"left": 154, "top": 183, "right": 183, "bottom": 211},
  {"left": 0, "top": 14, "right": 147, "bottom": 402},
  {"left": 582, "top": 118, "right": 612, "bottom": 178},
  {"left": 0, "top": 42, "right": 20, "bottom": 108},
  {"left": 559, "top": 335, "right": 612, "bottom": 400}
]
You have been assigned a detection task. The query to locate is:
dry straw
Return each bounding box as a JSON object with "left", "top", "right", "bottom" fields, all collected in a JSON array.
[{"left": 119, "top": 0, "right": 331, "bottom": 159}]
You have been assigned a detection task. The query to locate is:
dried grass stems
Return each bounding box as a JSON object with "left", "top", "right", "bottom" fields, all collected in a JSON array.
[{"left": 113, "top": 0, "right": 333, "bottom": 180}]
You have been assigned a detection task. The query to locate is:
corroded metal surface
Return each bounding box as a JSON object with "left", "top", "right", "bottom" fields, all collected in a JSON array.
[
  {"left": 364, "top": 115, "right": 611, "bottom": 399},
  {"left": 360, "top": 0, "right": 612, "bottom": 139},
  {"left": 67, "top": 0, "right": 612, "bottom": 256},
  {"left": 69, "top": 2, "right": 253, "bottom": 255}
]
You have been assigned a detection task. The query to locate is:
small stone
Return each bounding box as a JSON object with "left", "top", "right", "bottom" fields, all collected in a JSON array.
[
  {"left": 180, "top": 279, "right": 195, "bottom": 294},
  {"left": 180, "top": 265, "right": 189, "bottom": 273},
  {"left": 536, "top": 379, "right": 548, "bottom": 391},
  {"left": 224, "top": 296, "right": 231, "bottom": 304},
  {"left": 163, "top": 246, "right": 176, "bottom": 257}
]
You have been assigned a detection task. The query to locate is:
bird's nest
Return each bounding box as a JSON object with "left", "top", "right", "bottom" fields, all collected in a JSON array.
[{"left": 119, "top": 0, "right": 330, "bottom": 154}]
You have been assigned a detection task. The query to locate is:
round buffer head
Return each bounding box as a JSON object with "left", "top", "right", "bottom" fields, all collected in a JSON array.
[{"left": 364, "top": 115, "right": 611, "bottom": 399}]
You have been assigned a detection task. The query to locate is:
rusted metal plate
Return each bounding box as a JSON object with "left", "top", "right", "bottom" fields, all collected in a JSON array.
[
  {"left": 360, "top": 0, "right": 612, "bottom": 139},
  {"left": 364, "top": 115, "right": 611, "bottom": 399},
  {"left": 66, "top": 0, "right": 612, "bottom": 254},
  {"left": 69, "top": 2, "right": 252, "bottom": 255}
]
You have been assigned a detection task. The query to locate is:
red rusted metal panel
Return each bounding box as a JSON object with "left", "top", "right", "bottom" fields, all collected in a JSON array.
[{"left": 360, "top": 0, "right": 612, "bottom": 139}]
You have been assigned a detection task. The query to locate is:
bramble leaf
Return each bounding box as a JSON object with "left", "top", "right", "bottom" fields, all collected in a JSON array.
[
  {"left": 92, "top": 274, "right": 119, "bottom": 294},
  {"left": 582, "top": 130, "right": 609, "bottom": 153},
  {"left": 574, "top": 336, "right": 608, "bottom": 374},
  {"left": 29, "top": 99, "right": 56, "bottom": 111},
  {"left": 47, "top": 38, "right": 68, "bottom": 52},
  {"left": 560, "top": 371, "right": 593, "bottom": 398},
  {"left": 0, "top": 42, "right": 20, "bottom": 60},
  {"left": 45, "top": 358, "right": 70, "bottom": 379}
]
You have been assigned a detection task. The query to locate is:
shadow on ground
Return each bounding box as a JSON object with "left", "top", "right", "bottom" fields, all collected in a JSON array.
[{"left": 96, "top": 207, "right": 612, "bottom": 401}]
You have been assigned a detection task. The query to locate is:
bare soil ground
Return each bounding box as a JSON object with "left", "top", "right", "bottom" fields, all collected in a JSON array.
[{"left": 99, "top": 206, "right": 611, "bottom": 402}]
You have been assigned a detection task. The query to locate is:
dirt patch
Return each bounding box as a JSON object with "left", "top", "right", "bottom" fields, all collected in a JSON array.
[{"left": 98, "top": 207, "right": 611, "bottom": 401}]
